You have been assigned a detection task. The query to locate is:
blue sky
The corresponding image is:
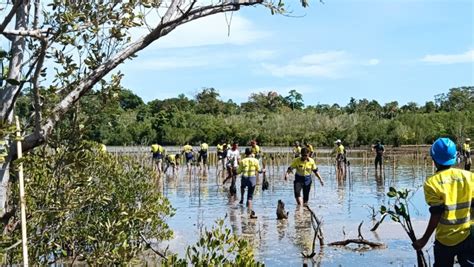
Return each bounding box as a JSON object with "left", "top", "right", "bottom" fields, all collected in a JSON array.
[{"left": 120, "top": 0, "right": 473, "bottom": 107}]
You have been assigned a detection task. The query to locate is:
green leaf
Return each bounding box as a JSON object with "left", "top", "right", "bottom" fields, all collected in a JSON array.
[
  {"left": 0, "top": 50, "right": 7, "bottom": 58},
  {"left": 380, "top": 205, "right": 387, "bottom": 213},
  {"left": 6, "top": 78, "right": 20, "bottom": 86},
  {"left": 387, "top": 191, "right": 397, "bottom": 198}
]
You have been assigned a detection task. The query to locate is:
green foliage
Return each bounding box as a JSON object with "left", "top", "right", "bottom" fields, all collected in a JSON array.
[
  {"left": 376, "top": 187, "right": 427, "bottom": 267},
  {"left": 162, "top": 219, "right": 263, "bottom": 267},
  {"left": 1, "top": 141, "right": 174, "bottom": 265}
]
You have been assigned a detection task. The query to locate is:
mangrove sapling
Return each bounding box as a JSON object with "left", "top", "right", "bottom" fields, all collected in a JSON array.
[
  {"left": 162, "top": 218, "right": 263, "bottom": 267},
  {"left": 374, "top": 187, "right": 427, "bottom": 267}
]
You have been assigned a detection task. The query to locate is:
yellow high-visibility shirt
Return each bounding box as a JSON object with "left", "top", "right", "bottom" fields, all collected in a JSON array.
[
  {"left": 335, "top": 144, "right": 345, "bottom": 155},
  {"left": 251, "top": 145, "right": 261, "bottom": 155},
  {"left": 293, "top": 146, "right": 302, "bottom": 154},
  {"left": 182, "top": 145, "right": 193, "bottom": 153},
  {"left": 423, "top": 168, "right": 473, "bottom": 246},
  {"left": 166, "top": 154, "right": 176, "bottom": 163},
  {"left": 200, "top": 143, "right": 208, "bottom": 151},
  {"left": 463, "top": 143, "right": 470, "bottom": 153},
  {"left": 290, "top": 157, "right": 317, "bottom": 176},
  {"left": 238, "top": 157, "right": 260, "bottom": 177},
  {"left": 151, "top": 144, "right": 164, "bottom": 153},
  {"left": 99, "top": 144, "right": 107, "bottom": 152},
  {"left": 307, "top": 144, "right": 314, "bottom": 153},
  {"left": 217, "top": 144, "right": 223, "bottom": 152}
]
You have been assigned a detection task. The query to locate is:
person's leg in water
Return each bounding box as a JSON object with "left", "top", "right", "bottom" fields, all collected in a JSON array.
[
  {"left": 294, "top": 180, "right": 304, "bottom": 205},
  {"left": 247, "top": 179, "right": 257, "bottom": 218},
  {"left": 302, "top": 179, "right": 312, "bottom": 206},
  {"left": 240, "top": 176, "right": 246, "bottom": 205}
]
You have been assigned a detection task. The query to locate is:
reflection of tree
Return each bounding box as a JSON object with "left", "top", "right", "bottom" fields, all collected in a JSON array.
[{"left": 277, "top": 220, "right": 288, "bottom": 241}]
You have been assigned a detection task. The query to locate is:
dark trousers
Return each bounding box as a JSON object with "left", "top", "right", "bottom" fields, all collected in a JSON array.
[
  {"left": 433, "top": 234, "right": 473, "bottom": 267},
  {"left": 294, "top": 180, "right": 312, "bottom": 203}
]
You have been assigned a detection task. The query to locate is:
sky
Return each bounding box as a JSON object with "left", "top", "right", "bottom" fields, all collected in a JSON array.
[
  {"left": 119, "top": 0, "right": 473, "bottom": 107},
  {"left": 2, "top": 0, "right": 472, "bottom": 107}
]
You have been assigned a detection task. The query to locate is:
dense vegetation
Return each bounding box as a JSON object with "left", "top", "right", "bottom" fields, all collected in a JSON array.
[{"left": 17, "top": 86, "right": 472, "bottom": 147}]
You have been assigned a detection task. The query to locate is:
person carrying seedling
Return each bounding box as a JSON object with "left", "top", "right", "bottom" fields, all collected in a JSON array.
[
  {"left": 462, "top": 138, "right": 471, "bottom": 171},
  {"left": 284, "top": 147, "right": 324, "bottom": 206},
  {"left": 238, "top": 148, "right": 264, "bottom": 218},
  {"left": 413, "top": 137, "right": 473, "bottom": 267}
]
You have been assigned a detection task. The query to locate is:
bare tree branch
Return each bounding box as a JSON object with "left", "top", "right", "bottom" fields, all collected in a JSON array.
[
  {"left": 0, "top": 0, "right": 23, "bottom": 35},
  {"left": 22, "top": 0, "right": 262, "bottom": 151},
  {"left": 32, "top": 39, "right": 48, "bottom": 136},
  {"left": 2, "top": 29, "right": 49, "bottom": 39}
]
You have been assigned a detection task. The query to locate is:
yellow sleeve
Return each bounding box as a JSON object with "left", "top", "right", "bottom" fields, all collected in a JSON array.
[
  {"left": 423, "top": 179, "right": 444, "bottom": 207},
  {"left": 290, "top": 158, "right": 298, "bottom": 169}
]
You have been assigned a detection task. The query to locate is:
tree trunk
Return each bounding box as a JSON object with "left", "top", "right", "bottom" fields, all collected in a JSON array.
[{"left": 0, "top": 1, "right": 29, "bottom": 217}]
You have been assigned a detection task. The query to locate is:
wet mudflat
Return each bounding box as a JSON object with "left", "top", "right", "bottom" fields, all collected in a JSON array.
[{"left": 158, "top": 158, "right": 435, "bottom": 266}]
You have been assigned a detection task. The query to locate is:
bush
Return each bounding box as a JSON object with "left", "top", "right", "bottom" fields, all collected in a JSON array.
[{"left": 1, "top": 142, "right": 174, "bottom": 265}]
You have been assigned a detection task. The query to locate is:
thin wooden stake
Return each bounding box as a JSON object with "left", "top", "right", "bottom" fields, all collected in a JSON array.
[{"left": 15, "top": 116, "right": 29, "bottom": 267}]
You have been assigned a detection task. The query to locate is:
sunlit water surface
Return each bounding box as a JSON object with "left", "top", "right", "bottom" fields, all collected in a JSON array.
[{"left": 156, "top": 158, "right": 438, "bottom": 267}]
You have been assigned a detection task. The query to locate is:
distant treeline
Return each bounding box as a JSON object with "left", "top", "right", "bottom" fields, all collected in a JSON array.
[{"left": 17, "top": 86, "right": 473, "bottom": 147}]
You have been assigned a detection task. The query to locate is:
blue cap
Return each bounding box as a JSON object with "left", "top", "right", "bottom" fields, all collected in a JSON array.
[{"left": 430, "top": 138, "right": 457, "bottom": 166}]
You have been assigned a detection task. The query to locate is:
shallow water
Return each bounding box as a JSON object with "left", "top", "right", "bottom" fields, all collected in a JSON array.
[{"left": 157, "top": 158, "right": 437, "bottom": 266}]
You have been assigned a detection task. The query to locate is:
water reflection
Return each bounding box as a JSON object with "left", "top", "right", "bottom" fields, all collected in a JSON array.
[{"left": 159, "top": 159, "right": 435, "bottom": 266}]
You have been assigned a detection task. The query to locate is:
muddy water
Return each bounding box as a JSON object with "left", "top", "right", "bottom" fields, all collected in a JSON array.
[{"left": 158, "top": 158, "right": 436, "bottom": 266}]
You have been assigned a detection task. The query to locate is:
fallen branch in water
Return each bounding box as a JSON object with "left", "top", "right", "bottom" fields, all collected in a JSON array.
[
  {"left": 328, "top": 221, "right": 386, "bottom": 249},
  {"left": 301, "top": 205, "right": 324, "bottom": 258}
]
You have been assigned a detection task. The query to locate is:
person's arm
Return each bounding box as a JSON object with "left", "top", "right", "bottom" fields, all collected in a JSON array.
[
  {"left": 284, "top": 166, "right": 293, "bottom": 181},
  {"left": 413, "top": 181, "right": 443, "bottom": 250},
  {"left": 413, "top": 210, "right": 442, "bottom": 250},
  {"left": 313, "top": 168, "right": 324, "bottom": 186}
]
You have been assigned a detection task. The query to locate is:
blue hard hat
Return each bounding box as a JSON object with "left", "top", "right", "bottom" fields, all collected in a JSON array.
[{"left": 430, "top": 138, "right": 457, "bottom": 166}]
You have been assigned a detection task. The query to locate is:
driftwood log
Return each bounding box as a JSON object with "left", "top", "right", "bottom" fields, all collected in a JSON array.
[
  {"left": 301, "top": 205, "right": 324, "bottom": 258},
  {"left": 328, "top": 221, "right": 386, "bottom": 249}
]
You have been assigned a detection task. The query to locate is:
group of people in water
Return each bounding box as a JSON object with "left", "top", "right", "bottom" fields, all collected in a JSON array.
[{"left": 149, "top": 138, "right": 473, "bottom": 266}]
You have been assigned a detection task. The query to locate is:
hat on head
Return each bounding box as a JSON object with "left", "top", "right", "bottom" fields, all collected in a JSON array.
[
  {"left": 335, "top": 139, "right": 341, "bottom": 143},
  {"left": 430, "top": 137, "right": 457, "bottom": 166},
  {"left": 466, "top": 138, "right": 471, "bottom": 142}
]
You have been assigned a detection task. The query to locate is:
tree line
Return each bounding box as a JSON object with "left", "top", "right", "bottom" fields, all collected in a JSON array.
[{"left": 16, "top": 86, "right": 473, "bottom": 147}]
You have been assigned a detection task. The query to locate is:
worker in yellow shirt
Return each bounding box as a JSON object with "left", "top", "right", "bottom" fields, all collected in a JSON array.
[
  {"left": 462, "top": 138, "right": 471, "bottom": 171},
  {"left": 304, "top": 141, "right": 315, "bottom": 158},
  {"left": 198, "top": 142, "right": 209, "bottom": 173},
  {"left": 250, "top": 140, "right": 262, "bottom": 159},
  {"left": 293, "top": 141, "right": 302, "bottom": 158},
  {"left": 413, "top": 137, "right": 473, "bottom": 266},
  {"left": 151, "top": 143, "right": 165, "bottom": 174},
  {"left": 334, "top": 139, "right": 346, "bottom": 176},
  {"left": 164, "top": 153, "right": 181, "bottom": 175},
  {"left": 181, "top": 143, "right": 194, "bottom": 172},
  {"left": 284, "top": 148, "right": 324, "bottom": 205},
  {"left": 237, "top": 148, "right": 264, "bottom": 218},
  {"left": 216, "top": 141, "right": 227, "bottom": 172}
]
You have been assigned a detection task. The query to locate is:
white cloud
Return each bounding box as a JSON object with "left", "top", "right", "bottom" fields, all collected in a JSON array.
[
  {"left": 132, "top": 12, "right": 270, "bottom": 49},
  {"left": 261, "top": 51, "right": 379, "bottom": 78},
  {"left": 247, "top": 49, "right": 277, "bottom": 61},
  {"left": 421, "top": 50, "right": 474, "bottom": 64},
  {"left": 366, "top": 58, "right": 380, "bottom": 66}
]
